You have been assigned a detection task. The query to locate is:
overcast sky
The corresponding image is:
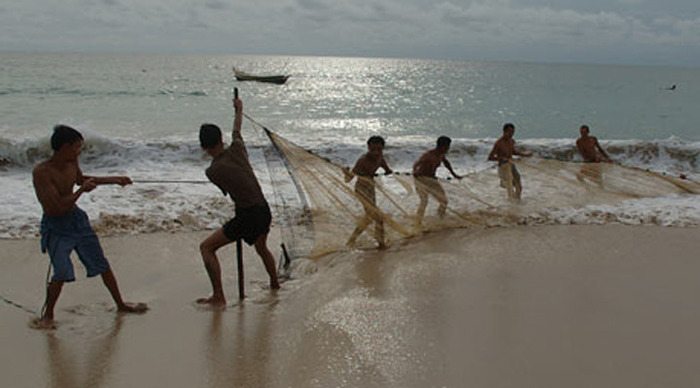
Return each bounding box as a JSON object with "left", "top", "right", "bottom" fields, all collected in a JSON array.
[{"left": 1, "top": 0, "right": 699, "bottom": 66}]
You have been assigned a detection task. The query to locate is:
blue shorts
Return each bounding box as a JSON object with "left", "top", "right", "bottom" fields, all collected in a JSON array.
[{"left": 40, "top": 207, "right": 110, "bottom": 282}]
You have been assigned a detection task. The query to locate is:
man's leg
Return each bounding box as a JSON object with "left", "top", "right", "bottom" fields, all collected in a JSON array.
[
  {"left": 347, "top": 214, "right": 371, "bottom": 246},
  {"left": 100, "top": 269, "right": 147, "bottom": 313},
  {"left": 37, "top": 281, "right": 64, "bottom": 328},
  {"left": 254, "top": 233, "right": 280, "bottom": 290},
  {"left": 430, "top": 181, "right": 448, "bottom": 218},
  {"left": 198, "top": 229, "right": 232, "bottom": 305},
  {"left": 374, "top": 218, "right": 386, "bottom": 249},
  {"left": 348, "top": 183, "right": 376, "bottom": 246},
  {"left": 499, "top": 163, "right": 516, "bottom": 200},
  {"left": 365, "top": 202, "right": 386, "bottom": 248},
  {"left": 75, "top": 233, "right": 147, "bottom": 313},
  {"left": 512, "top": 164, "right": 522, "bottom": 200},
  {"left": 414, "top": 178, "right": 429, "bottom": 227}
]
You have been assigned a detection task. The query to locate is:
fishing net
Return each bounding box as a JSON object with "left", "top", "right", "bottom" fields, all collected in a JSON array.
[{"left": 246, "top": 116, "right": 700, "bottom": 260}]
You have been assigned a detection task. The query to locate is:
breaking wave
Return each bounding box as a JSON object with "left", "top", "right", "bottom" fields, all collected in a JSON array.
[{"left": 1, "top": 135, "right": 698, "bottom": 176}]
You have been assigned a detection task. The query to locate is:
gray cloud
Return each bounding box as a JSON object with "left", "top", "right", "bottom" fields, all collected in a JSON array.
[
  {"left": 296, "top": 0, "right": 331, "bottom": 12},
  {"left": 204, "top": 0, "right": 230, "bottom": 10},
  {"left": 0, "top": 0, "right": 698, "bottom": 66}
]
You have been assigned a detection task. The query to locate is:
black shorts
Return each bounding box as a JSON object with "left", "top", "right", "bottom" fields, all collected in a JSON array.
[{"left": 223, "top": 203, "right": 272, "bottom": 245}]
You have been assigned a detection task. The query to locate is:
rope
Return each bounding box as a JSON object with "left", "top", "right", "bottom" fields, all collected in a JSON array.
[
  {"left": 40, "top": 262, "right": 51, "bottom": 318},
  {"left": 133, "top": 180, "right": 209, "bottom": 184},
  {"left": 0, "top": 295, "right": 37, "bottom": 315},
  {"left": 0, "top": 263, "right": 50, "bottom": 317}
]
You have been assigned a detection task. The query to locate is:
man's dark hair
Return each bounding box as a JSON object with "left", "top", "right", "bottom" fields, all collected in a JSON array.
[
  {"left": 436, "top": 136, "right": 451, "bottom": 148},
  {"left": 199, "top": 123, "right": 222, "bottom": 149},
  {"left": 503, "top": 123, "right": 515, "bottom": 132},
  {"left": 580, "top": 124, "right": 590, "bottom": 132},
  {"left": 51, "top": 125, "right": 84, "bottom": 151},
  {"left": 367, "top": 135, "right": 385, "bottom": 147}
]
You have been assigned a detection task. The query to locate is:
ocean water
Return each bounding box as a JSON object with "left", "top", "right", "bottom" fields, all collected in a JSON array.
[{"left": 1, "top": 53, "right": 699, "bottom": 238}]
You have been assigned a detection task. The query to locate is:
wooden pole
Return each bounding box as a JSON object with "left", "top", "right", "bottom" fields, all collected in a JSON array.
[
  {"left": 236, "top": 239, "right": 245, "bottom": 300},
  {"left": 234, "top": 87, "right": 245, "bottom": 300}
]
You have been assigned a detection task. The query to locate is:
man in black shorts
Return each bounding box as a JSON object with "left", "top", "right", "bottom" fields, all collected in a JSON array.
[{"left": 197, "top": 97, "right": 279, "bottom": 306}]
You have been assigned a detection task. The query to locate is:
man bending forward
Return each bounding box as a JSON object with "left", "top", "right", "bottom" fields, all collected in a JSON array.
[{"left": 197, "top": 97, "right": 279, "bottom": 306}]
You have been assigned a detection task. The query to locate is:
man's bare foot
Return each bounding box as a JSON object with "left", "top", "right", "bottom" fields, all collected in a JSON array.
[
  {"left": 117, "top": 302, "right": 149, "bottom": 314},
  {"left": 196, "top": 296, "right": 226, "bottom": 306},
  {"left": 270, "top": 281, "right": 281, "bottom": 290},
  {"left": 30, "top": 316, "right": 57, "bottom": 330}
]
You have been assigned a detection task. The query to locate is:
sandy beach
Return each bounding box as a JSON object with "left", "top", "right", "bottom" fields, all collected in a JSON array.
[{"left": 1, "top": 224, "right": 700, "bottom": 387}]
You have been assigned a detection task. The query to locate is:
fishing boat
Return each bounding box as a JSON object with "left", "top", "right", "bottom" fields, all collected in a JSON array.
[{"left": 233, "top": 67, "right": 290, "bottom": 85}]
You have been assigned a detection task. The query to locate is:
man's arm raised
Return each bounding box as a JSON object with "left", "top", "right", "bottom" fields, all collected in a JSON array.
[{"left": 232, "top": 97, "right": 243, "bottom": 144}]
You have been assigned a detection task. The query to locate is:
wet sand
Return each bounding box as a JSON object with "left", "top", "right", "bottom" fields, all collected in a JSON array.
[{"left": 1, "top": 225, "right": 700, "bottom": 387}]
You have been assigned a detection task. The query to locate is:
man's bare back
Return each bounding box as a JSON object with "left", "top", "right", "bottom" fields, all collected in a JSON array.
[{"left": 413, "top": 149, "right": 444, "bottom": 177}]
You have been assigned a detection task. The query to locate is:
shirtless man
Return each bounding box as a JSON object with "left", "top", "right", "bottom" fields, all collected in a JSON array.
[
  {"left": 576, "top": 125, "right": 611, "bottom": 163},
  {"left": 343, "top": 136, "right": 393, "bottom": 249},
  {"left": 413, "top": 136, "right": 462, "bottom": 226},
  {"left": 32, "top": 125, "right": 147, "bottom": 329},
  {"left": 197, "top": 97, "right": 279, "bottom": 306},
  {"left": 575, "top": 125, "right": 611, "bottom": 185},
  {"left": 487, "top": 123, "right": 532, "bottom": 200}
]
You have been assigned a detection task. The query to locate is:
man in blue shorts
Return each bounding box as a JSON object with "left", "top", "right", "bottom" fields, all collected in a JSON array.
[
  {"left": 32, "top": 125, "right": 147, "bottom": 329},
  {"left": 197, "top": 96, "right": 280, "bottom": 307}
]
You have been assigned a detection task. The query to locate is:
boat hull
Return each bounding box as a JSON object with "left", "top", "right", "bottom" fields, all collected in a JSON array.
[{"left": 234, "top": 74, "right": 290, "bottom": 85}]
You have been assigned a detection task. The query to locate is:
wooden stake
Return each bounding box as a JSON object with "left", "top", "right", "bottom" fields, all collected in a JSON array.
[{"left": 237, "top": 239, "right": 245, "bottom": 300}]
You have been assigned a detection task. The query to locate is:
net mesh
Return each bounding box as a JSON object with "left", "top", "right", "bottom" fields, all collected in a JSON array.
[{"left": 248, "top": 117, "right": 700, "bottom": 259}]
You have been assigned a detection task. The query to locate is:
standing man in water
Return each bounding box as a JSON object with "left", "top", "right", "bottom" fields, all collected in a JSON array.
[
  {"left": 576, "top": 125, "right": 611, "bottom": 163},
  {"left": 343, "top": 135, "right": 393, "bottom": 249},
  {"left": 32, "top": 125, "right": 147, "bottom": 329},
  {"left": 412, "top": 136, "right": 463, "bottom": 227},
  {"left": 197, "top": 96, "right": 279, "bottom": 306},
  {"left": 488, "top": 123, "right": 532, "bottom": 200}
]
